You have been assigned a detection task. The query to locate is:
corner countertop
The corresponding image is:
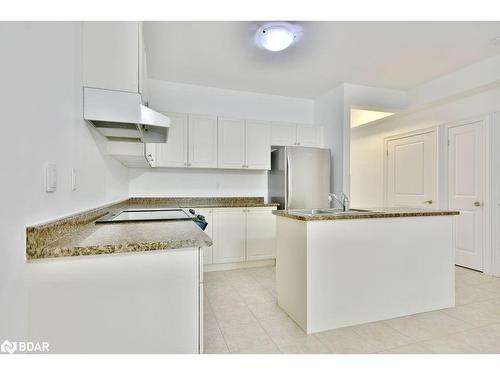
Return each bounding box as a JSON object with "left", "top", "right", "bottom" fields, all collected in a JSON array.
[
  {"left": 26, "top": 196, "right": 276, "bottom": 260},
  {"left": 272, "top": 207, "right": 460, "bottom": 221},
  {"left": 27, "top": 220, "right": 212, "bottom": 260}
]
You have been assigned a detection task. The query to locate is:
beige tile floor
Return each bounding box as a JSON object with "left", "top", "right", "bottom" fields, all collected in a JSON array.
[{"left": 203, "top": 265, "right": 500, "bottom": 354}]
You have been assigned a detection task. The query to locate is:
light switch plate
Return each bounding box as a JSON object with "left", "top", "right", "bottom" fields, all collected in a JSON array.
[
  {"left": 45, "top": 163, "right": 57, "bottom": 192},
  {"left": 71, "top": 168, "right": 77, "bottom": 191}
]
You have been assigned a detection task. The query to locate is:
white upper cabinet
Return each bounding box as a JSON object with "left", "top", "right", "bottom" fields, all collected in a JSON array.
[
  {"left": 218, "top": 118, "right": 246, "bottom": 169},
  {"left": 218, "top": 118, "right": 271, "bottom": 170},
  {"left": 83, "top": 22, "right": 140, "bottom": 93},
  {"left": 271, "top": 122, "right": 297, "bottom": 146},
  {"left": 155, "top": 112, "right": 188, "bottom": 168},
  {"left": 271, "top": 122, "right": 322, "bottom": 147},
  {"left": 245, "top": 121, "right": 271, "bottom": 170},
  {"left": 152, "top": 113, "right": 217, "bottom": 169},
  {"left": 297, "top": 125, "right": 322, "bottom": 147},
  {"left": 188, "top": 114, "right": 218, "bottom": 168}
]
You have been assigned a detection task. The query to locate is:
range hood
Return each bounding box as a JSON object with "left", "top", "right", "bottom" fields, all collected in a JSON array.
[{"left": 83, "top": 87, "right": 170, "bottom": 143}]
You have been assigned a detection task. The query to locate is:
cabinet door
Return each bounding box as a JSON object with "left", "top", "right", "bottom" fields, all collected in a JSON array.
[
  {"left": 212, "top": 209, "right": 246, "bottom": 264},
  {"left": 188, "top": 114, "right": 218, "bottom": 168},
  {"left": 218, "top": 118, "right": 246, "bottom": 169},
  {"left": 83, "top": 22, "right": 139, "bottom": 93},
  {"left": 296, "top": 125, "right": 320, "bottom": 147},
  {"left": 155, "top": 112, "right": 188, "bottom": 167},
  {"left": 271, "top": 122, "right": 297, "bottom": 146},
  {"left": 246, "top": 207, "right": 277, "bottom": 261},
  {"left": 245, "top": 121, "right": 271, "bottom": 170},
  {"left": 193, "top": 208, "right": 213, "bottom": 265}
]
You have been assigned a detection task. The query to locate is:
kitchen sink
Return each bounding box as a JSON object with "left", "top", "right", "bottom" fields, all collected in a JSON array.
[{"left": 291, "top": 208, "right": 373, "bottom": 215}]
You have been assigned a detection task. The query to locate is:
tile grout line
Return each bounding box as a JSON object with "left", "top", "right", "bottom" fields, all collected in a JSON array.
[{"left": 204, "top": 279, "right": 232, "bottom": 354}]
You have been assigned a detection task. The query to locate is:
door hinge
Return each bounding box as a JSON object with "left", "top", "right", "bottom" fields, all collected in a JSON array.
[
  {"left": 386, "top": 149, "right": 389, "bottom": 157},
  {"left": 447, "top": 139, "right": 450, "bottom": 146}
]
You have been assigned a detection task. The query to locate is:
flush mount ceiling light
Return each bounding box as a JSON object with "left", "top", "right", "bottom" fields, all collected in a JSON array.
[{"left": 255, "top": 22, "right": 301, "bottom": 52}]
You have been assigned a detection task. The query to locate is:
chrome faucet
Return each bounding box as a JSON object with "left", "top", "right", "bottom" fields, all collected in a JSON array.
[{"left": 328, "top": 192, "right": 350, "bottom": 212}]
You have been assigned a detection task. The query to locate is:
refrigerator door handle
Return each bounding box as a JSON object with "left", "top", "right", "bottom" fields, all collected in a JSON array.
[{"left": 287, "top": 154, "right": 292, "bottom": 209}]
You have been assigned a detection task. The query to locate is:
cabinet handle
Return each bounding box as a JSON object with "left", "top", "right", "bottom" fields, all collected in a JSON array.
[
  {"left": 474, "top": 201, "right": 483, "bottom": 207},
  {"left": 422, "top": 200, "right": 433, "bottom": 204}
]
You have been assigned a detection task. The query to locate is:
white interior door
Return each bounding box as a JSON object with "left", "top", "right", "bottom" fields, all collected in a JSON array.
[
  {"left": 448, "top": 121, "right": 484, "bottom": 271},
  {"left": 386, "top": 131, "right": 437, "bottom": 208}
]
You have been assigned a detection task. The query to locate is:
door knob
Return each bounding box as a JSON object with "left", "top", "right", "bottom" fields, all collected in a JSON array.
[
  {"left": 422, "top": 200, "right": 433, "bottom": 204},
  {"left": 474, "top": 201, "right": 483, "bottom": 207}
]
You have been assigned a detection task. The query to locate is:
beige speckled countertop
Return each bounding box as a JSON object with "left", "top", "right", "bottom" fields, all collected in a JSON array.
[
  {"left": 27, "top": 196, "right": 277, "bottom": 260},
  {"left": 28, "top": 220, "right": 212, "bottom": 260},
  {"left": 273, "top": 207, "right": 460, "bottom": 221},
  {"left": 128, "top": 197, "right": 278, "bottom": 208}
]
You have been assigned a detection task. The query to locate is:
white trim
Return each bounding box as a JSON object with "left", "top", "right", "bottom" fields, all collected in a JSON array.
[
  {"left": 382, "top": 127, "right": 439, "bottom": 207},
  {"left": 490, "top": 112, "right": 500, "bottom": 276},
  {"left": 443, "top": 115, "right": 491, "bottom": 274},
  {"left": 204, "top": 259, "right": 275, "bottom": 272}
]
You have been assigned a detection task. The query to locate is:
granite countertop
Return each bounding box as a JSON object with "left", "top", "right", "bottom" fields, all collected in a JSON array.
[
  {"left": 26, "top": 196, "right": 275, "bottom": 260},
  {"left": 27, "top": 220, "right": 212, "bottom": 260},
  {"left": 273, "top": 207, "right": 460, "bottom": 221},
  {"left": 127, "top": 197, "right": 278, "bottom": 208}
]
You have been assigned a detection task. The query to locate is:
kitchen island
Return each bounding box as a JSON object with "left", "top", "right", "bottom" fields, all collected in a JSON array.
[{"left": 273, "top": 207, "right": 460, "bottom": 334}]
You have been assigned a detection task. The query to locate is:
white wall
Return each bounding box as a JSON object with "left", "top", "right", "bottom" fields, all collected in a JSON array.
[
  {"left": 148, "top": 79, "right": 314, "bottom": 123},
  {"left": 314, "top": 83, "right": 408, "bottom": 194},
  {"left": 0, "top": 22, "right": 129, "bottom": 340},
  {"left": 350, "top": 85, "right": 500, "bottom": 208},
  {"left": 313, "top": 85, "right": 344, "bottom": 192},
  {"left": 129, "top": 79, "right": 314, "bottom": 198},
  {"left": 129, "top": 168, "right": 267, "bottom": 197}
]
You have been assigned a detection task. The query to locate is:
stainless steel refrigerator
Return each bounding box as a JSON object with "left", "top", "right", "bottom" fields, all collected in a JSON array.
[{"left": 268, "top": 146, "right": 331, "bottom": 210}]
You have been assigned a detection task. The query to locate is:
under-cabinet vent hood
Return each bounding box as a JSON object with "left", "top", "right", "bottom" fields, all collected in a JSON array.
[{"left": 83, "top": 87, "right": 170, "bottom": 143}]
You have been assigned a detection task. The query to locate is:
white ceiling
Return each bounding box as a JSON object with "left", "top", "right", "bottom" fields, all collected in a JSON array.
[{"left": 144, "top": 21, "right": 500, "bottom": 98}]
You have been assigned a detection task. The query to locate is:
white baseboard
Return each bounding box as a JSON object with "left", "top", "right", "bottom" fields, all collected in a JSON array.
[{"left": 204, "top": 259, "right": 275, "bottom": 272}]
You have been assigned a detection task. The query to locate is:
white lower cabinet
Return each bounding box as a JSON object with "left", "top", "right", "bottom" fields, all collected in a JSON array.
[
  {"left": 246, "top": 207, "right": 277, "bottom": 260},
  {"left": 27, "top": 248, "right": 201, "bottom": 353},
  {"left": 212, "top": 208, "right": 246, "bottom": 264},
  {"left": 209, "top": 206, "right": 277, "bottom": 265}
]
